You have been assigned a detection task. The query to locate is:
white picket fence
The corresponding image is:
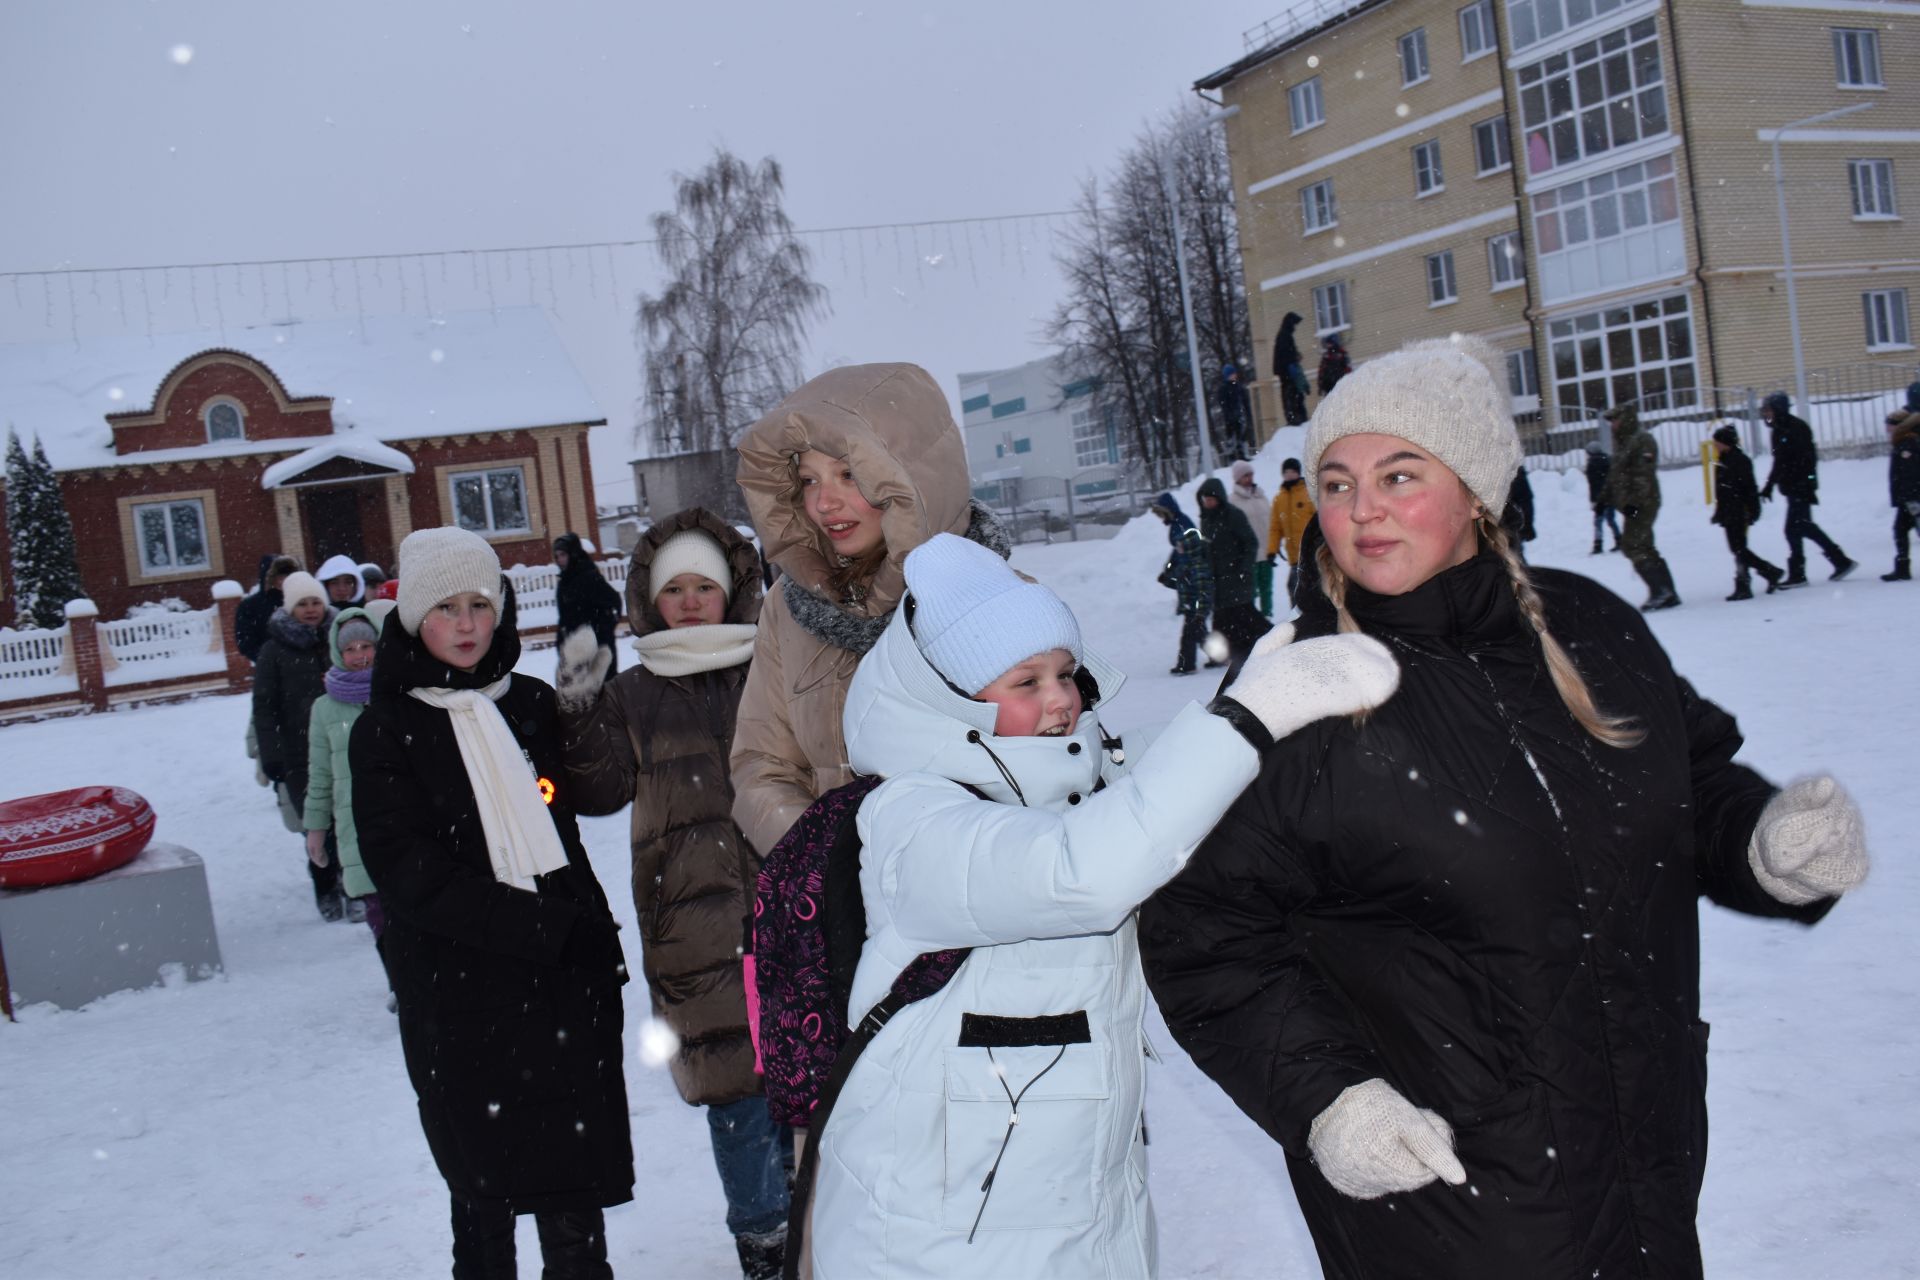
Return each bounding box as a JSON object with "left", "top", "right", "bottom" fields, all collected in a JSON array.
[
  {"left": 506, "top": 558, "right": 630, "bottom": 632},
  {"left": 96, "top": 606, "right": 225, "bottom": 687},
  {"left": 0, "top": 624, "right": 78, "bottom": 700}
]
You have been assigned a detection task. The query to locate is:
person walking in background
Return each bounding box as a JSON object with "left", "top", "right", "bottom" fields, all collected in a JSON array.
[
  {"left": 1151, "top": 492, "right": 1212, "bottom": 675},
  {"left": 1228, "top": 460, "right": 1274, "bottom": 617},
  {"left": 1266, "top": 457, "right": 1317, "bottom": 608},
  {"left": 358, "top": 562, "right": 389, "bottom": 596},
  {"left": 1882, "top": 406, "right": 1920, "bottom": 582},
  {"left": 1198, "top": 476, "right": 1271, "bottom": 662},
  {"left": 1218, "top": 363, "right": 1254, "bottom": 460},
  {"left": 1711, "top": 426, "right": 1785, "bottom": 601},
  {"left": 1273, "top": 312, "right": 1310, "bottom": 427},
  {"left": 1585, "top": 441, "right": 1622, "bottom": 554},
  {"left": 1604, "top": 405, "right": 1681, "bottom": 610},
  {"left": 252, "top": 571, "right": 343, "bottom": 920},
  {"left": 236, "top": 554, "right": 299, "bottom": 663},
  {"left": 1760, "top": 391, "right": 1856, "bottom": 586},
  {"left": 317, "top": 553, "right": 367, "bottom": 607},
  {"left": 1316, "top": 334, "right": 1351, "bottom": 397},
  {"left": 1500, "top": 466, "right": 1536, "bottom": 562},
  {"left": 554, "top": 531, "right": 624, "bottom": 675}
]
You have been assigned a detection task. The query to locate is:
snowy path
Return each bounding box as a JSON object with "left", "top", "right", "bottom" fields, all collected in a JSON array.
[{"left": 1, "top": 445, "right": 1914, "bottom": 1278}]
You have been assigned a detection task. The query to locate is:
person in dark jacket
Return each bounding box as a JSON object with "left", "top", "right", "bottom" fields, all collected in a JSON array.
[
  {"left": 235, "top": 554, "right": 298, "bottom": 663},
  {"left": 1217, "top": 363, "right": 1254, "bottom": 460},
  {"left": 252, "top": 570, "right": 341, "bottom": 920},
  {"left": 1316, "top": 334, "right": 1351, "bottom": 397},
  {"left": 1198, "top": 476, "right": 1271, "bottom": 662},
  {"left": 351, "top": 526, "right": 632, "bottom": 1280},
  {"left": 1760, "top": 392, "right": 1856, "bottom": 585},
  {"left": 1711, "top": 426, "right": 1785, "bottom": 600},
  {"left": 1883, "top": 408, "right": 1920, "bottom": 581},
  {"left": 554, "top": 510, "right": 789, "bottom": 1280},
  {"left": 1499, "top": 465, "right": 1536, "bottom": 561},
  {"left": 1140, "top": 336, "right": 1871, "bottom": 1280},
  {"left": 1604, "top": 404, "right": 1681, "bottom": 609},
  {"left": 1151, "top": 492, "right": 1212, "bottom": 675},
  {"left": 1273, "top": 312, "right": 1310, "bottom": 426},
  {"left": 1584, "top": 441, "right": 1621, "bottom": 553},
  {"left": 554, "top": 532, "right": 624, "bottom": 671}
]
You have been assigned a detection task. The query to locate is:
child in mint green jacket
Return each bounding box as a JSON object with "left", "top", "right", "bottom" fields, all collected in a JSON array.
[{"left": 305, "top": 603, "right": 389, "bottom": 937}]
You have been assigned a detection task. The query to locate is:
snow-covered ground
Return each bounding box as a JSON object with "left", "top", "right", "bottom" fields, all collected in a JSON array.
[{"left": 2, "top": 433, "right": 1914, "bottom": 1278}]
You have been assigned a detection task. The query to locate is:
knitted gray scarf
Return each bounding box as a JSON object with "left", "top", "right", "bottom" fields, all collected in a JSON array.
[{"left": 782, "top": 500, "right": 1012, "bottom": 655}]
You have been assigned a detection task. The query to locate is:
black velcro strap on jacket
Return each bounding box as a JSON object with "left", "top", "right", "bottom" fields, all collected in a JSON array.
[{"left": 957, "top": 1010, "right": 1092, "bottom": 1048}]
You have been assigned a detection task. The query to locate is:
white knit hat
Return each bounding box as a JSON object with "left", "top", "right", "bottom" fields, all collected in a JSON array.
[
  {"left": 903, "top": 534, "right": 1081, "bottom": 695},
  {"left": 279, "top": 571, "right": 326, "bottom": 609},
  {"left": 648, "top": 530, "right": 733, "bottom": 603},
  {"left": 395, "top": 527, "right": 503, "bottom": 634},
  {"left": 1303, "top": 334, "right": 1522, "bottom": 514}
]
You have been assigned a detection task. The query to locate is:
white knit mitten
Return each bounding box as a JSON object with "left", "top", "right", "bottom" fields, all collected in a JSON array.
[
  {"left": 1308, "top": 1079, "right": 1467, "bottom": 1201},
  {"left": 1748, "top": 775, "right": 1869, "bottom": 906},
  {"left": 1224, "top": 623, "right": 1400, "bottom": 740},
  {"left": 554, "top": 626, "right": 613, "bottom": 713}
]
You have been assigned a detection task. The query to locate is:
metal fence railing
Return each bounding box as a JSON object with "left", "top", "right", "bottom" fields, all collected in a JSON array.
[
  {"left": 507, "top": 558, "right": 632, "bottom": 631},
  {"left": 972, "top": 466, "right": 1158, "bottom": 544}
]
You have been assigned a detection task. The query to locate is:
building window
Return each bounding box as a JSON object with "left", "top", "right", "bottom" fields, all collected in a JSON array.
[
  {"left": 1071, "top": 402, "right": 1118, "bottom": 468},
  {"left": 204, "top": 400, "right": 244, "bottom": 442},
  {"left": 961, "top": 393, "right": 991, "bottom": 414},
  {"left": 1400, "top": 28, "right": 1431, "bottom": 86},
  {"left": 1849, "top": 159, "right": 1897, "bottom": 220},
  {"left": 132, "top": 498, "right": 210, "bottom": 575},
  {"left": 990, "top": 397, "right": 1027, "bottom": 419},
  {"left": 1426, "top": 251, "right": 1460, "bottom": 306},
  {"left": 1474, "top": 115, "right": 1512, "bottom": 175},
  {"left": 1506, "top": 0, "right": 1631, "bottom": 53},
  {"left": 1832, "top": 28, "right": 1882, "bottom": 89},
  {"left": 1507, "top": 348, "right": 1540, "bottom": 400},
  {"left": 1312, "top": 281, "right": 1351, "bottom": 336},
  {"left": 1531, "top": 154, "right": 1679, "bottom": 254},
  {"left": 1012, "top": 437, "right": 1033, "bottom": 454},
  {"left": 1488, "top": 232, "right": 1526, "bottom": 290},
  {"left": 1549, "top": 293, "right": 1697, "bottom": 417},
  {"left": 1414, "top": 140, "right": 1445, "bottom": 196},
  {"left": 1301, "top": 179, "right": 1338, "bottom": 233},
  {"left": 451, "top": 466, "right": 531, "bottom": 536},
  {"left": 1864, "top": 289, "right": 1912, "bottom": 350},
  {"left": 1516, "top": 18, "right": 1667, "bottom": 177},
  {"left": 1289, "top": 77, "right": 1325, "bottom": 133},
  {"left": 1460, "top": 1, "right": 1496, "bottom": 61}
]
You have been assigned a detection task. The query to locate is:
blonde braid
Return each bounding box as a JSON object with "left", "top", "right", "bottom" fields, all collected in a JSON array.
[{"left": 1313, "top": 543, "right": 1363, "bottom": 635}]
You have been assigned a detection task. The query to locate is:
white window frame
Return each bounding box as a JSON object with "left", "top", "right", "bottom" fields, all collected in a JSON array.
[
  {"left": 1864, "top": 288, "right": 1912, "bottom": 351},
  {"left": 1505, "top": 0, "right": 1632, "bottom": 53},
  {"left": 1548, "top": 292, "right": 1698, "bottom": 418},
  {"left": 1460, "top": 1, "right": 1496, "bottom": 61},
  {"left": 1312, "top": 281, "right": 1351, "bottom": 336},
  {"left": 1070, "top": 402, "right": 1117, "bottom": 468},
  {"left": 1530, "top": 154, "right": 1680, "bottom": 256},
  {"left": 1516, "top": 18, "right": 1667, "bottom": 177},
  {"left": 1474, "top": 115, "right": 1512, "bottom": 176},
  {"left": 1289, "top": 77, "right": 1325, "bottom": 134},
  {"left": 1400, "top": 28, "right": 1432, "bottom": 86},
  {"left": 1488, "top": 232, "right": 1526, "bottom": 291},
  {"left": 1301, "top": 179, "right": 1338, "bottom": 234},
  {"left": 131, "top": 497, "right": 211, "bottom": 576},
  {"left": 1849, "top": 159, "right": 1897, "bottom": 220},
  {"left": 449, "top": 465, "right": 533, "bottom": 536},
  {"left": 1414, "top": 140, "right": 1446, "bottom": 197},
  {"left": 203, "top": 398, "right": 245, "bottom": 443},
  {"left": 1506, "top": 348, "right": 1540, "bottom": 401},
  {"left": 1832, "top": 28, "right": 1882, "bottom": 89},
  {"left": 1426, "top": 251, "right": 1460, "bottom": 307}
]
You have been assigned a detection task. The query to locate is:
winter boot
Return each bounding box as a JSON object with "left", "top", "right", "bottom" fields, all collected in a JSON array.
[
  {"left": 1780, "top": 556, "right": 1808, "bottom": 589},
  {"left": 1884, "top": 557, "right": 1912, "bottom": 582},
  {"left": 317, "top": 886, "right": 345, "bottom": 923},
  {"left": 735, "top": 1227, "right": 786, "bottom": 1280},
  {"left": 1590, "top": 537, "right": 1604, "bottom": 555},
  {"left": 1639, "top": 560, "right": 1682, "bottom": 611},
  {"left": 1759, "top": 561, "right": 1785, "bottom": 594},
  {"left": 1828, "top": 551, "right": 1858, "bottom": 582},
  {"left": 1726, "top": 574, "right": 1754, "bottom": 602}
]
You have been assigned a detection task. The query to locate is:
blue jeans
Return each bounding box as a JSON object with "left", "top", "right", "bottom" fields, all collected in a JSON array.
[{"left": 706, "top": 1095, "right": 791, "bottom": 1239}]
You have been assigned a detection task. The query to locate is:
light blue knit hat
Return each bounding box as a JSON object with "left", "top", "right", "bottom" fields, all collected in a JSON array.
[{"left": 903, "top": 534, "right": 1081, "bottom": 695}]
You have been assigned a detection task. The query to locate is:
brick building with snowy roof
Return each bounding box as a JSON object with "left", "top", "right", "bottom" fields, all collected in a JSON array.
[{"left": 0, "top": 308, "right": 606, "bottom": 625}]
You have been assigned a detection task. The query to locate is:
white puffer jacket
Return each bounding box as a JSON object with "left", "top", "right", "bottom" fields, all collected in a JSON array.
[{"left": 811, "top": 606, "right": 1260, "bottom": 1279}]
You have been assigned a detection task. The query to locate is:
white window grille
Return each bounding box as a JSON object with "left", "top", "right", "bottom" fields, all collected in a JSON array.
[
  {"left": 204, "top": 401, "right": 244, "bottom": 443},
  {"left": 1414, "top": 140, "right": 1445, "bottom": 196},
  {"left": 1864, "top": 289, "right": 1911, "bottom": 350},
  {"left": 1849, "top": 159, "right": 1897, "bottom": 220},
  {"left": 1460, "top": 1, "right": 1496, "bottom": 61},
  {"left": 1516, "top": 18, "right": 1666, "bottom": 177},
  {"left": 1400, "top": 28, "right": 1431, "bottom": 86},
  {"left": 1507, "top": 348, "right": 1540, "bottom": 400},
  {"left": 1071, "top": 402, "right": 1118, "bottom": 468},
  {"left": 1289, "top": 77, "right": 1325, "bottom": 133},
  {"left": 1531, "top": 154, "right": 1678, "bottom": 253},
  {"left": 1833, "top": 28, "right": 1882, "bottom": 89},
  {"left": 1474, "top": 115, "right": 1512, "bottom": 175},
  {"left": 1488, "top": 233, "right": 1526, "bottom": 290},
  {"left": 1548, "top": 293, "right": 1697, "bottom": 417},
  {"left": 450, "top": 466, "right": 532, "bottom": 535},
  {"left": 1506, "top": 0, "right": 1631, "bottom": 53},
  {"left": 1426, "top": 251, "right": 1459, "bottom": 306},
  {"left": 1312, "top": 281, "right": 1351, "bottom": 336},
  {"left": 1301, "top": 179, "right": 1338, "bottom": 233},
  {"left": 132, "top": 498, "right": 210, "bottom": 575}
]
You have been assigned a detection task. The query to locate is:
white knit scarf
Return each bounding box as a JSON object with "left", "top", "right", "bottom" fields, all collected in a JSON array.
[
  {"left": 408, "top": 677, "right": 570, "bottom": 892},
  {"left": 632, "top": 623, "right": 757, "bottom": 678}
]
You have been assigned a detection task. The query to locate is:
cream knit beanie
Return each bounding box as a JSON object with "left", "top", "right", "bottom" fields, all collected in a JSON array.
[
  {"left": 395, "top": 527, "right": 504, "bottom": 634},
  {"left": 279, "top": 571, "right": 326, "bottom": 609},
  {"left": 649, "top": 530, "right": 734, "bottom": 603},
  {"left": 904, "top": 533, "right": 1081, "bottom": 695},
  {"left": 1303, "top": 334, "right": 1522, "bottom": 514}
]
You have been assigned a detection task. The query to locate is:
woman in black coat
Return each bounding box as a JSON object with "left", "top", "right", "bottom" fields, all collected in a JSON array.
[
  {"left": 1273, "top": 311, "right": 1310, "bottom": 426},
  {"left": 352, "top": 526, "right": 633, "bottom": 1279},
  {"left": 251, "top": 571, "right": 341, "bottom": 918},
  {"left": 1142, "top": 338, "right": 1869, "bottom": 1280},
  {"left": 1197, "top": 476, "right": 1271, "bottom": 661},
  {"left": 554, "top": 532, "right": 623, "bottom": 665}
]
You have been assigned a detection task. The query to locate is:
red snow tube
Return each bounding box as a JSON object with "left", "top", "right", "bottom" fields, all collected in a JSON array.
[{"left": 0, "top": 786, "right": 156, "bottom": 889}]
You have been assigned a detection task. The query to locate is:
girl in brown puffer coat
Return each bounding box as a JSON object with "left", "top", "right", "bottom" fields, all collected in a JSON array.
[{"left": 556, "top": 509, "right": 789, "bottom": 1280}]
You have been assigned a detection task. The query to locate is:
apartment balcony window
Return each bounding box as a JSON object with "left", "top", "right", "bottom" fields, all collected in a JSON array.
[
  {"left": 1475, "top": 115, "right": 1512, "bottom": 175},
  {"left": 1414, "top": 140, "right": 1445, "bottom": 197},
  {"left": 1849, "top": 159, "right": 1897, "bottom": 220},
  {"left": 1460, "top": 1, "right": 1496, "bottom": 61},
  {"left": 1488, "top": 233, "right": 1526, "bottom": 290},
  {"left": 1833, "top": 28, "right": 1882, "bottom": 89},
  {"left": 1549, "top": 292, "right": 1696, "bottom": 417},
  {"left": 1400, "top": 28, "right": 1431, "bottom": 86},
  {"left": 1506, "top": 0, "right": 1633, "bottom": 53},
  {"left": 1290, "top": 77, "right": 1325, "bottom": 133},
  {"left": 1313, "top": 281, "right": 1351, "bottom": 336},
  {"left": 1517, "top": 18, "right": 1666, "bottom": 177},
  {"left": 1864, "top": 289, "right": 1911, "bottom": 351},
  {"left": 1531, "top": 154, "right": 1682, "bottom": 302},
  {"left": 1302, "top": 179, "right": 1338, "bottom": 234},
  {"left": 1426, "top": 251, "right": 1460, "bottom": 306}
]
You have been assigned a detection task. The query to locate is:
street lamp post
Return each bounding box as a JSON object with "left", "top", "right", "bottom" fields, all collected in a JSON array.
[
  {"left": 1769, "top": 101, "right": 1873, "bottom": 414},
  {"left": 1160, "top": 103, "right": 1239, "bottom": 480}
]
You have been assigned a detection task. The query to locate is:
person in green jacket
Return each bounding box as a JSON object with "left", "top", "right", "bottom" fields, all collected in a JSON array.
[
  {"left": 1603, "top": 404, "right": 1681, "bottom": 611},
  {"left": 304, "top": 603, "right": 391, "bottom": 936}
]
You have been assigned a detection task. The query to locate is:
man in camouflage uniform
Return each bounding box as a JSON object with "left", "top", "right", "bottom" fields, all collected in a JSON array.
[{"left": 1604, "top": 405, "right": 1681, "bottom": 611}]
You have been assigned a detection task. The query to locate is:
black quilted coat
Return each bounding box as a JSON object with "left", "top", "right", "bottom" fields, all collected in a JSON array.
[{"left": 1141, "top": 554, "right": 1834, "bottom": 1280}]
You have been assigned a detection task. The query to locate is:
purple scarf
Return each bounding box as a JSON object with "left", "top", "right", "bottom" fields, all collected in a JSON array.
[{"left": 324, "top": 666, "right": 374, "bottom": 705}]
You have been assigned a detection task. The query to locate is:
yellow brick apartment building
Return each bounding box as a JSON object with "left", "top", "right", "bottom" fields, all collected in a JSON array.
[{"left": 1202, "top": 0, "right": 1920, "bottom": 442}]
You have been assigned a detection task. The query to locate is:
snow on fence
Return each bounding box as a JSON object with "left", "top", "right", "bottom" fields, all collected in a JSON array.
[
  {"left": 0, "top": 624, "right": 78, "bottom": 701},
  {"left": 506, "top": 558, "right": 630, "bottom": 633},
  {"left": 96, "top": 607, "right": 226, "bottom": 688}
]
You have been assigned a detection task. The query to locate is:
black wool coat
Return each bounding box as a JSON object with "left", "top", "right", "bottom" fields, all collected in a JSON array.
[
  {"left": 1197, "top": 477, "right": 1260, "bottom": 609},
  {"left": 1141, "top": 554, "right": 1832, "bottom": 1280},
  {"left": 351, "top": 598, "right": 634, "bottom": 1215},
  {"left": 1764, "top": 411, "right": 1821, "bottom": 503},
  {"left": 251, "top": 607, "right": 334, "bottom": 801},
  {"left": 554, "top": 532, "right": 624, "bottom": 653},
  {"left": 1890, "top": 421, "right": 1920, "bottom": 509},
  {"left": 1713, "top": 446, "right": 1763, "bottom": 529},
  {"left": 234, "top": 556, "right": 281, "bottom": 663}
]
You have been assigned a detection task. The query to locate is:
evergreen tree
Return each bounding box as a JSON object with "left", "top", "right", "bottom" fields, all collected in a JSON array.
[
  {"left": 27, "top": 438, "right": 85, "bottom": 627},
  {"left": 4, "top": 429, "right": 39, "bottom": 628}
]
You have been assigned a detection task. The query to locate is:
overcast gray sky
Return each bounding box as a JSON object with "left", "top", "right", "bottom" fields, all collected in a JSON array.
[{"left": 0, "top": 0, "right": 1283, "bottom": 505}]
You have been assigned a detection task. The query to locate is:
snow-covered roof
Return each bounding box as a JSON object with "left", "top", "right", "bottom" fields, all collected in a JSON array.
[
  {"left": 258, "top": 438, "right": 416, "bottom": 490},
  {"left": 0, "top": 308, "right": 605, "bottom": 473}
]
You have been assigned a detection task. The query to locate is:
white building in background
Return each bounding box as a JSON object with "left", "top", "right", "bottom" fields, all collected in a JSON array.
[{"left": 957, "top": 355, "right": 1131, "bottom": 513}]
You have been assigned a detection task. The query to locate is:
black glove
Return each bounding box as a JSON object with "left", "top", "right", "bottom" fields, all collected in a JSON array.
[
  {"left": 563, "top": 917, "right": 627, "bottom": 979},
  {"left": 1622, "top": 504, "right": 1640, "bottom": 519},
  {"left": 1759, "top": 483, "right": 1774, "bottom": 502},
  {"left": 263, "top": 762, "right": 287, "bottom": 784}
]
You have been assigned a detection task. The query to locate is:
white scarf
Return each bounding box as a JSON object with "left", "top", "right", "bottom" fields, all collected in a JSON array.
[
  {"left": 632, "top": 623, "right": 757, "bottom": 678},
  {"left": 409, "top": 677, "right": 570, "bottom": 893}
]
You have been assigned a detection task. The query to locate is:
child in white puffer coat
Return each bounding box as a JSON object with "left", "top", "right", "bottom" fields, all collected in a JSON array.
[{"left": 803, "top": 533, "right": 1399, "bottom": 1280}]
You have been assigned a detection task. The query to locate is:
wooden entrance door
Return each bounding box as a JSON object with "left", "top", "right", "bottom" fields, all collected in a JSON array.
[{"left": 303, "top": 487, "right": 365, "bottom": 566}]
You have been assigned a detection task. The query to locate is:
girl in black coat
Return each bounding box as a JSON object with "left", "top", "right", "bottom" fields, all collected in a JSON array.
[
  {"left": 1142, "top": 337, "right": 1870, "bottom": 1280},
  {"left": 554, "top": 531, "right": 624, "bottom": 665},
  {"left": 352, "top": 526, "right": 633, "bottom": 1280},
  {"left": 251, "top": 570, "right": 341, "bottom": 919}
]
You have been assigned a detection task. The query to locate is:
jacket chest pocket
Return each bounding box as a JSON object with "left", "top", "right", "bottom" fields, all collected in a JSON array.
[{"left": 940, "top": 1036, "right": 1110, "bottom": 1235}]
